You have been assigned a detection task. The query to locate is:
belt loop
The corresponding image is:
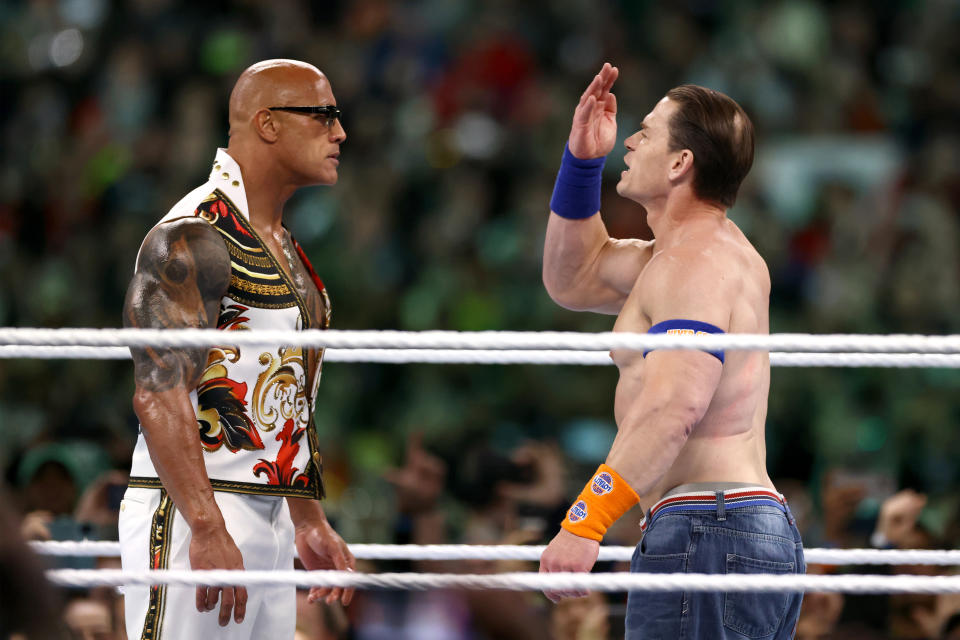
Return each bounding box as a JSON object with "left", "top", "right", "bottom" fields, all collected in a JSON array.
[{"left": 715, "top": 491, "right": 726, "bottom": 521}]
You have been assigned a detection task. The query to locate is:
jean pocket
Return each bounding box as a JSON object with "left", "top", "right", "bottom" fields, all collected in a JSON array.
[
  {"left": 628, "top": 552, "right": 689, "bottom": 639},
  {"left": 723, "top": 553, "right": 795, "bottom": 638}
]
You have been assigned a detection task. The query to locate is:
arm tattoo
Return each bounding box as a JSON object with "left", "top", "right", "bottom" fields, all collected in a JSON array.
[{"left": 123, "top": 218, "right": 231, "bottom": 392}]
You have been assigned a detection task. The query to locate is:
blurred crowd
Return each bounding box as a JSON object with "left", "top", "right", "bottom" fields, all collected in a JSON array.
[
  {"left": 5, "top": 435, "right": 960, "bottom": 638},
  {"left": 1, "top": 0, "right": 959, "bottom": 638}
]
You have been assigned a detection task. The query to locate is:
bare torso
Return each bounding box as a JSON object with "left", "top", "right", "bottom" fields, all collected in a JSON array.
[{"left": 610, "top": 218, "right": 773, "bottom": 508}]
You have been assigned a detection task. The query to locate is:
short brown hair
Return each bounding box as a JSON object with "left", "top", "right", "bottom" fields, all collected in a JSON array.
[{"left": 664, "top": 85, "right": 754, "bottom": 208}]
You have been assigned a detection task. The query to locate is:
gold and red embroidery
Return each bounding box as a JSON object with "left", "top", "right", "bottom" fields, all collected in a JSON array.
[{"left": 253, "top": 418, "right": 311, "bottom": 489}]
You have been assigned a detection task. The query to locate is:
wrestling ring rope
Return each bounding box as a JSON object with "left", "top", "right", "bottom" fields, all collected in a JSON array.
[
  {"left": 29, "top": 541, "right": 960, "bottom": 566},
  {"left": 40, "top": 570, "right": 960, "bottom": 595},
  {"left": 4, "top": 345, "right": 960, "bottom": 367},
  {"left": 2, "top": 327, "right": 960, "bottom": 353},
  {"left": 30, "top": 542, "right": 960, "bottom": 593},
  {"left": 10, "top": 327, "right": 960, "bottom": 593}
]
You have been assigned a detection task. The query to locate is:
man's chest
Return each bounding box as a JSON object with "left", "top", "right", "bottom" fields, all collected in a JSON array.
[
  {"left": 263, "top": 235, "right": 328, "bottom": 330},
  {"left": 612, "top": 274, "right": 653, "bottom": 335}
]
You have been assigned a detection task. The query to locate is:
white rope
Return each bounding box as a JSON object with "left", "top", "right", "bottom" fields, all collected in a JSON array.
[
  {"left": 4, "top": 345, "right": 960, "bottom": 368},
  {"left": 769, "top": 353, "right": 960, "bottom": 368},
  {"left": 0, "top": 346, "right": 132, "bottom": 360},
  {"left": 43, "top": 569, "right": 960, "bottom": 594},
  {"left": 2, "top": 328, "right": 960, "bottom": 353},
  {"left": 30, "top": 541, "right": 960, "bottom": 566}
]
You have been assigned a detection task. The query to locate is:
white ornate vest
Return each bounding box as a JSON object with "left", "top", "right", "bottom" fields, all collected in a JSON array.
[{"left": 129, "top": 150, "right": 329, "bottom": 499}]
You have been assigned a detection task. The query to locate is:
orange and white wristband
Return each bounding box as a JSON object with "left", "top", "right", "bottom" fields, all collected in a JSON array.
[{"left": 561, "top": 463, "right": 640, "bottom": 542}]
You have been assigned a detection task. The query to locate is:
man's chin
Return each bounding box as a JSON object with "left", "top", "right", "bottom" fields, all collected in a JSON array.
[
  {"left": 308, "top": 171, "right": 338, "bottom": 187},
  {"left": 615, "top": 183, "right": 647, "bottom": 208}
]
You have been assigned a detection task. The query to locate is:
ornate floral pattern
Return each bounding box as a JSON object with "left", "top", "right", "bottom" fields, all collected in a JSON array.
[
  {"left": 196, "top": 348, "right": 264, "bottom": 452},
  {"left": 195, "top": 196, "right": 253, "bottom": 239},
  {"left": 252, "top": 348, "right": 308, "bottom": 432},
  {"left": 217, "top": 304, "right": 250, "bottom": 331},
  {"left": 253, "top": 418, "right": 310, "bottom": 488}
]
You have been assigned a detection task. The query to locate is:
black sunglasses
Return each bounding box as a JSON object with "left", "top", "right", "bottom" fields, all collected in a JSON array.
[{"left": 268, "top": 105, "right": 342, "bottom": 125}]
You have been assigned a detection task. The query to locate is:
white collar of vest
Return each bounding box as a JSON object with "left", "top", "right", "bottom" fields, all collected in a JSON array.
[{"left": 208, "top": 148, "right": 251, "bottom": 220}]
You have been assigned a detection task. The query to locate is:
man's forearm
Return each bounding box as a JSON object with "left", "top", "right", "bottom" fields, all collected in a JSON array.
[
  {"left": 134, "top": 387, "right": 224, "bottom": 531},
  {"left": 605, "top": 352, "right": 722, "bottom": 496},
  {"left": 606, "top": 405, "right": 695, "bottom": 497}
]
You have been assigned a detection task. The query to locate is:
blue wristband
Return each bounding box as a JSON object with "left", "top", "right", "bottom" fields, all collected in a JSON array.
[{"left": 549, "top": 144, "right": 606, "bottom": 220}]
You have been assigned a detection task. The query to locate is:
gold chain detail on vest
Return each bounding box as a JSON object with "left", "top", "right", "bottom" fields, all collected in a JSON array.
[
  {"left": 225, "top": 240, "right": 272, "bottom": 266},
  {"left": 228, "top": 276, "right": 292, "bottom": 296}
]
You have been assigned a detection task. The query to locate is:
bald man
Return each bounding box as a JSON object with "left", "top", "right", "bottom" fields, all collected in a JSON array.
[{"left": 120, "top": 60, "right": 353, "bottom": 640}]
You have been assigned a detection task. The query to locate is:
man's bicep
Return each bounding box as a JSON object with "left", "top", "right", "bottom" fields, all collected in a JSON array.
[
  {"left": 562, "top": 238, "right": 654, "bottom": 315},
  {"left": 638, "top": 253, "right": 732, "bottom": 402},
  {"left": 123, "top": 219, "right": 230, "bottom": 391},
  {"left": 640, "top": 348, "right": 723, "bottom": 422},
  {"left": 596, "top": 238, "right": 654, "bottom": 298}
]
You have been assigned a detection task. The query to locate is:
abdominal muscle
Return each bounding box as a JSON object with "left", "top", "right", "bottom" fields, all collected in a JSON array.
[{"left": 612, "top": 348, "right": 774, "bottom": 509}]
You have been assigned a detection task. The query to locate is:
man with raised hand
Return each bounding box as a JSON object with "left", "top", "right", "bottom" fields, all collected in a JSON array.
[
  {"left": 538, "top": 62, "right": 804, "bottom": 639},
  {"left": 121, "top": 60, "right": 354, "bottom": 640}
]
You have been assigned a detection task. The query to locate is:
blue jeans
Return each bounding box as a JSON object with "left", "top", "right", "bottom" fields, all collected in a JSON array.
[{"left": 625, "top": 500, "right": 804, "bottom": 639}]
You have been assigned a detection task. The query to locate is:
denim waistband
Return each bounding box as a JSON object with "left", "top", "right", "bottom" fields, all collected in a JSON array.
[{"left": 640, "top": 485, "right": 786, "bottom": 532}]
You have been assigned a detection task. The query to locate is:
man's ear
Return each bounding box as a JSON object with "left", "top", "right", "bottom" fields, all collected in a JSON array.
[
  {"left": 668, "top": 149, "right": 694, "bottom": 183},
  {"left": 254, "top": 109, "right": 280, "bottom": 143}
]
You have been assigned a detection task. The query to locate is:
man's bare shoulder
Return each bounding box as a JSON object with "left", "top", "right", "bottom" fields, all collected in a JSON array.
[
  {"left": 634, "top": 229, "right": 754, "bottom": 311},
  {"left": 721, "top": 220, "right": 771, "bottom": 294},
  {"left": 641, "top": 241, "right": 736, "bottom": 286},
  {"left": 668, "top": 221, "right": 768, "bottom": 290}
]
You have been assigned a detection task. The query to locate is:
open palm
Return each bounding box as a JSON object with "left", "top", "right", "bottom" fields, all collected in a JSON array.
[{"left": 569, "top": 62, "right": 619, "bottom": 159}]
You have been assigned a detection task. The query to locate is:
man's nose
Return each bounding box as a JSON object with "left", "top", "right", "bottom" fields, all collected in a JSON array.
[{"left": 330, "top": 119, "right": 346, "bottom": 143}]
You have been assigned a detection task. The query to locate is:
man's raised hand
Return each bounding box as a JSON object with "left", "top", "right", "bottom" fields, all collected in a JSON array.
[{"left": 569, "top": 62, "right": 619, "bottom": 160}]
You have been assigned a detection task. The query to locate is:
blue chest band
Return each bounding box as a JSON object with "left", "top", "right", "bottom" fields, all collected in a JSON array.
[{"left": 644, "top": 319, "right": 725, "bottom": 364}]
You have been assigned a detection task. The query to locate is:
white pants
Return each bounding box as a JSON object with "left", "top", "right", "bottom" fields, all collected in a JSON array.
[{"left": 119, "top": 487, "right": 296, "bottom": 640}]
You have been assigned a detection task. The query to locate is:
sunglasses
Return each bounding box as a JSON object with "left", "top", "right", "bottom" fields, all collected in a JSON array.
[{"left": 268, "top": 105, "right": 342, "bottom": 127}]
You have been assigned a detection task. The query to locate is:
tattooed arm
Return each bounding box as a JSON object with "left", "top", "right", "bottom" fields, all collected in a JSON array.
[
  {"left": 125, "top": 217, "right": 229, "bottom": 530},
  {"left": 124, "top": 217, "right": 249, "bottom": 625}
]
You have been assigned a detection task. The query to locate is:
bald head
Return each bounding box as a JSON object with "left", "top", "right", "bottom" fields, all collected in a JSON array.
[
  {"left": 225, "top": 59, "right": 344, "bottom": 188},
  {"left": 228, "top": 59, "right": 330, "bottom": 138}
]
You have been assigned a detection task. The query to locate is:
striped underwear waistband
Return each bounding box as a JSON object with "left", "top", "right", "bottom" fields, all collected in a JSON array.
[{"left": 640, "top": 486, "right": 786, "bottom": 532}]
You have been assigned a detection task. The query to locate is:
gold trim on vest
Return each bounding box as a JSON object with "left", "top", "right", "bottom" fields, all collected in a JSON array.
[
  {"left": 140, "top": 490, "right": 174, "bottom": 640},
  {"left": 128, "top": 476, "right": 318, "bottom": 499}
]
